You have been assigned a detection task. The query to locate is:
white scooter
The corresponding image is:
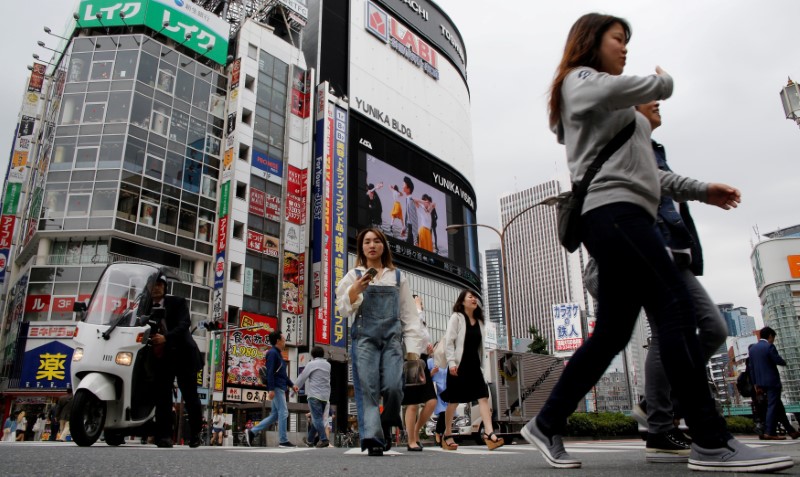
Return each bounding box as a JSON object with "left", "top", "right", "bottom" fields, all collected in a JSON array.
[{"left": 70, "top": 263, "right": 170, "bottom": 446}]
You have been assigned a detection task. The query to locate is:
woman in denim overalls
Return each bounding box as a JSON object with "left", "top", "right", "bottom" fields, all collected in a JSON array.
[{"left": 335, "top": 228, "right": 424, "bottom": 456}]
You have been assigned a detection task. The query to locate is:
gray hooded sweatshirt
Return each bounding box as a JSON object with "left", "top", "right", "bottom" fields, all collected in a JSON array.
[{"left": 555, "top": 67, "right": 707, "bottom": 217}]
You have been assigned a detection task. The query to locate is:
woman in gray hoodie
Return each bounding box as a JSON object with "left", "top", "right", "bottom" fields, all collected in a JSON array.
[{"left": 521, "top": 13, "right": 792, "bottom": 473}]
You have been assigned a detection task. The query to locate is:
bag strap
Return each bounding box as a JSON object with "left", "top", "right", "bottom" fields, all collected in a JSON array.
[{"left": 573, "top": 119, "right": 636, "bottom": 198}]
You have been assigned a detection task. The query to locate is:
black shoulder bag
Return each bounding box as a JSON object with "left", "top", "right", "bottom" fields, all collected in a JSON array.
[{"left": 556, "top": 119, "right": 636, "bottom": 252}]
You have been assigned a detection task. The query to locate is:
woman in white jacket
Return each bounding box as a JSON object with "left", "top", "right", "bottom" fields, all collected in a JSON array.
[
  {"left": 440, "top": 290, "right": 503, "bottom": 451},
  {"left": 334, "top": 227, "right": 423, "bottom": 456}
]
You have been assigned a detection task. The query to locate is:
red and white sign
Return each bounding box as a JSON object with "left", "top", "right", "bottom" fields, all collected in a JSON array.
[
  {"left": 25, "top": 295, "right": 51, "bottom": 313},
  {"left": 249, "top": 188, "right": 265, "bottom": 217},
  {"left": 246, "top": 229, "right": 264, "bottom": 253},
  {"left": 265, "top": 194, "right": 281, "bottom": 222},
  {"left": 216, "top": 216, "right": 229, "bottom": 253},
  {"left": 28, "top": 325, "right": 76, "bottom": 339},
  {"left": 286, "top": 166, "right": 308, "bottom": 225},
  {"left": 0, "top": 215, "right": 16, "bottom": 248},
  {"left": 51, "top": 297, "right": 76, "bottom": 313}
]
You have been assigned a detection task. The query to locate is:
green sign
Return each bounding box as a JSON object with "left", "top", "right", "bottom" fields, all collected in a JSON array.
[
  {"left": 218, "top": 181, "right": 230, "bottom": 216},
  {"left": 77, "top": 0, "right": 230, "bottom": 65},
  {"left": 2, "top": 183, "right": 22, "bottom": 215}
]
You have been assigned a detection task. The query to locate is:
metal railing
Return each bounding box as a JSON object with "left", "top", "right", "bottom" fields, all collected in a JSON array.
[{"left": 31, "top": 253, "right": 209, "bottom": 286}]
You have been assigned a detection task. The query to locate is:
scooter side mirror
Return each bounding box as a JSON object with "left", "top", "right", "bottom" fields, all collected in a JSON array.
[{"left": 73, "top": 302, "right": 87, "bottom": 313}]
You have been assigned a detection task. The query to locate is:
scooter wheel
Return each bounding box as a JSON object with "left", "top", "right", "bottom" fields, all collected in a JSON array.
[{"left": 70, "top": 390, "right": 107, "bottom": 446}]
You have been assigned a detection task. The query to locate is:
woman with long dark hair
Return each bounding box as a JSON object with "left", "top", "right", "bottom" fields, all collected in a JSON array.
[
  {"left": 522, "top": 13, "right": 792, "bottom": 473},
  {"left": 335, "top": 227, "right": 424, "bottom": 456},
  {"left": 440, "top": 290, "right": 503, "bottom": 451}
]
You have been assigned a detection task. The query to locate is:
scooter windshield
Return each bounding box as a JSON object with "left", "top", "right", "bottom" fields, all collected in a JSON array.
[{"left": 82, "top": 264, "right": 160, "bottom": 327}]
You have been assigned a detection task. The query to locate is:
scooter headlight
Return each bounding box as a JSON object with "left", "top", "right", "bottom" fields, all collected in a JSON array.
[
  {"left": 115, "top": 352, "right": 133, "bottom": 366},
  {"left": 72, "top": 348, "right": 84, "bottom": 361}
]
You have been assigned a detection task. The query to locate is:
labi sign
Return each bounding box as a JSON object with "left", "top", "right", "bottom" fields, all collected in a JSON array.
[{"left": 77, "top": 0, "right": 230, "bottom": 65}]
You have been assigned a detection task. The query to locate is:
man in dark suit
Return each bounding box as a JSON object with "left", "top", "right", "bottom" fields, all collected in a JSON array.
[
  {"left": 748, "top": 326, "right": 799, "bottom": 440},
  {"left": 149, "top": 274, "right": 202, "bottom": 448}
]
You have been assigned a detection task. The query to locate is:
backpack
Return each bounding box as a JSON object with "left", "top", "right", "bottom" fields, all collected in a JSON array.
[{"left": 737, "top": 358, "right": 754, "bottom": 398}]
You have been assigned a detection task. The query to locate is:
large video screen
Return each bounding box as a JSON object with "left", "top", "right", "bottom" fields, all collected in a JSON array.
[
  {"left": 348, "top": 115, "right": 480, "bottom": 290},
  {"left": 365, "top": 153, "right": 449, "bottom": 258}
]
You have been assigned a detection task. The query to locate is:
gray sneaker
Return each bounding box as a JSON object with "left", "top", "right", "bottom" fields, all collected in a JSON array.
[
  {"left": 521, "top": 417, "right": 581, "bottom": 469},
  {"left": 688, "top": 438, "right": 794, "bottom": 473}
]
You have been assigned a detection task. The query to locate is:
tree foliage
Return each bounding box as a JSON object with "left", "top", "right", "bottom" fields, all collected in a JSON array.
[{"left": 528, "top": 325, "right": 549, "bottom": 355}]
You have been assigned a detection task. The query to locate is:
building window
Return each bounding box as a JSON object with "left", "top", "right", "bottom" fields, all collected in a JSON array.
[
  {"left": 235, "top": 181, "right": 247, "bottom": 200},
  {"left": 157, "top": 69, "right": 175, "bottom": 94},
  {"left": 67, "top": 194, "right": 91, "bottom": 217},
  {"left": 82, "top": 103, "right": 106, "bottom": 123},
  {"left": 248, "top": 43, "right": 258, "bottom": 60},
  {"left": 139, "top": 201, "right": 158, "bottom": 227},
  {"left": 233, "top": 221, "right": 244, "bottom": 240},
  {"left": 230, "top": 262, "right": 242, "bottom": 282}
]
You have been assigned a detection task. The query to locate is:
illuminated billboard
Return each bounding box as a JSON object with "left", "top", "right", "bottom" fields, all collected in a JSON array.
[{"left": 349, "top": 116, "right": 479, "bottom": 289}]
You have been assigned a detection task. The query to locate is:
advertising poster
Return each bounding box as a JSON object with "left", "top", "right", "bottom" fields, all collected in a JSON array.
[
  {"left": 263, "top": 234, "right": 280, "bottom": 258},
  {"left": 225, "top": 311, "right": 278, "bottom": 390},
  {"left": 552, "top": 303, "right": 583, "bottom": 353},
  {"left": 27, "top": 63, "right": 46, "bottom": 93},
  {"left": 282, "top": 251, "right": 305, "bottom": 315}
]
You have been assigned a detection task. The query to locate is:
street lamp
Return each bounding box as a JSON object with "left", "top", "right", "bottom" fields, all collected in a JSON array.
[
  {"left": 779, "top": 77, "right": 800, "bottom": 128},
  {"left": 446, "top": 197, "right": 559, "bottom": 351}
]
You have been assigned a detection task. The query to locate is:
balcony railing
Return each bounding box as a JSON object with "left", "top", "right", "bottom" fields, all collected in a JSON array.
[{"left": 31, "top": 253, "right": 209, "bottom": 286}]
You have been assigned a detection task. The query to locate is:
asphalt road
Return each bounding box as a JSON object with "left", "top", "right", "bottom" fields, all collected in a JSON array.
[{"left": 1, "top": 436, "right": 799, "bottom": 476}]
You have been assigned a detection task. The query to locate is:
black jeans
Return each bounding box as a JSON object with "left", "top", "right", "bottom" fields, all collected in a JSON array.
[{"left": 537, "top": 203, "right": 730, "bottom": 448}]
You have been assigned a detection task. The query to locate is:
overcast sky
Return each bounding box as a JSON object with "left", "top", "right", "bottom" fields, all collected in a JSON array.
[{"left": 3, "top": 1, "right": 799, "bottom": 325}]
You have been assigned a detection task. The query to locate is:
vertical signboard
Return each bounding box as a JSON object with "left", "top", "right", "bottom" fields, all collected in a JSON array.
[
  {"left": 330, "top": 106, "right": 348, "bottom": 348},
  {"left": 552, "top": 303, "right": 583, "bottom": 353},
  {"left": 312, "top": 84, "right": 332, "bottom": 345}
]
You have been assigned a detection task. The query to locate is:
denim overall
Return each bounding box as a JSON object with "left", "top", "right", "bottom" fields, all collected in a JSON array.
[{"left": 350, "top": 269, "right": 404, "bottom": 450}]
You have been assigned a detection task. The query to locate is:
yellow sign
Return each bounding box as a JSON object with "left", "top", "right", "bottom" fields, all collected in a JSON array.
[{"left": 36, "top": 352, "right": 66, "bottom": 380}]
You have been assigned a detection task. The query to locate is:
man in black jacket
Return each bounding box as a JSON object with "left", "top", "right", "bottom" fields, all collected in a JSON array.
[{"left": 149, "top": 274, "right": 202, "bottom": 448}]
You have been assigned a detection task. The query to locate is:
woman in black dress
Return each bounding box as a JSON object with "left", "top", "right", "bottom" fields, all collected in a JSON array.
[{"left": 440, "top": 290, "right": 504, "bottom": 451}]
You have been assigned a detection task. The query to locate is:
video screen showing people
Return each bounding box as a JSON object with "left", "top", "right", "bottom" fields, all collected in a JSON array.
[{"left": 365, "top": 153, "right": 449, "bottom": 258}]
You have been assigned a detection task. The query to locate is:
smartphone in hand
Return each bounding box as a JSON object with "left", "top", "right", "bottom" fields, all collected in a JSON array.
[{"left": 365, "top": 268, "right": 378, "bottom": 280}]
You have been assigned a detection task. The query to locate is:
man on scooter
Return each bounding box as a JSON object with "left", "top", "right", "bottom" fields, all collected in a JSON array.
[{"left": 149, "top": 274, "right": 203, "bottom": 448}]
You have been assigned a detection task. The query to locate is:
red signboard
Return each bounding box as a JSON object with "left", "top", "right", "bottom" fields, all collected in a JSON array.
[
  {"left": 216, "top": 215, "right": 229, "bottom": 253},
  {"left": 0, "top": 215, "right": 16, "bottom": 248},
  {"left": 265, "top": 194, "right": 281, "bottom": 222},
  {"left": 286, "top": 166, "right": 307, "bottom": 225},
  {"left": 249, "top": 189, "right": 265, "bottom": 217},
  {"left": 25, "top": 295, "right": 51, "bottom": 313},
  {"left": 246, "top": 229, "right": 264, "bottom": 253},
  {"left": 51, "top": 297, "right": 76, "bottom": 313}
]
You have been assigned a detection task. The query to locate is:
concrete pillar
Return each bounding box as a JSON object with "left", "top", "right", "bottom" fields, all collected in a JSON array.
[
  {"left": 194, "top": 259, "right": 205, "bottom": 284},
  {"left": 36, "top": 237, "right": 51, "bottom": 265}
]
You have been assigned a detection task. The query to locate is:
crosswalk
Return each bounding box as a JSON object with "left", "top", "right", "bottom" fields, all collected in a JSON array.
[{"left": 2, "top": 437, "right": 794, "bottom": 454}]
